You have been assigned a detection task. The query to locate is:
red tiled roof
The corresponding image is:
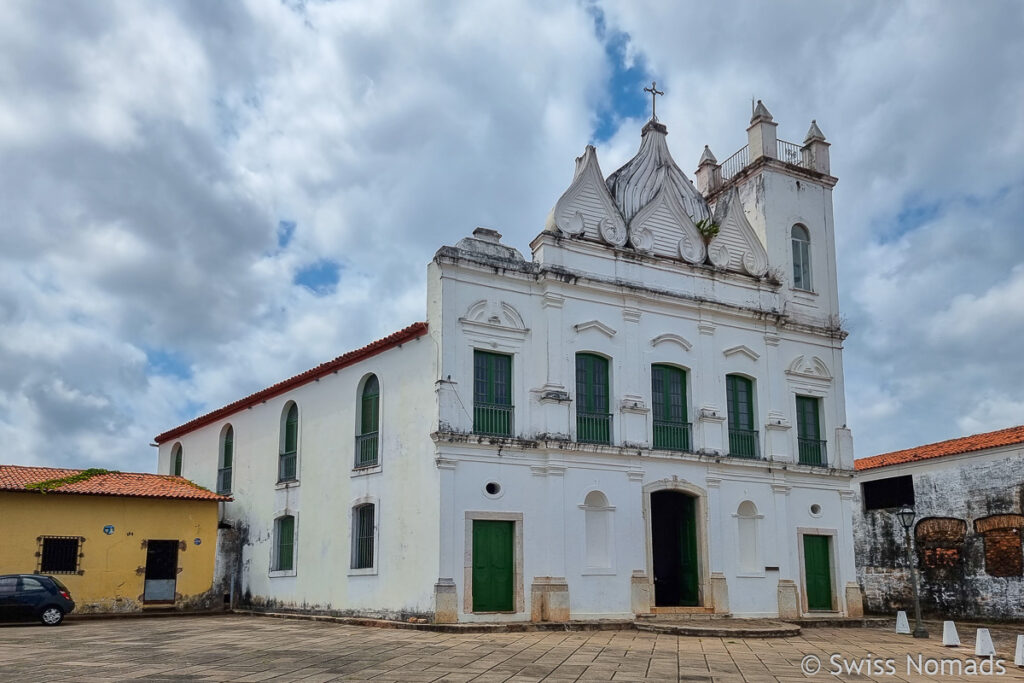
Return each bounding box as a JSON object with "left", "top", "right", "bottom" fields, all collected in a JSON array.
[
  {"left": 855, "top": 424, "right": 1024, "bottom": 471},
  {"left": 154, "top": 322, "right": 429, "bottom": 444},
  {"left": 0, "top": 465, "right": 231, "bottom": 501}
]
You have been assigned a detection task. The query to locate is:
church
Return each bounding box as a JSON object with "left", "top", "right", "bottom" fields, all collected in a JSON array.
[{"left": 155, "top": 95, "right": 863, "bottom": 622}]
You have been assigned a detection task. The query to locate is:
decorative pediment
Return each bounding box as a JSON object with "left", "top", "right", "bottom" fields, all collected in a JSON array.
[
  {"left": 650, "top": 333, "right": 693, "bottom": 352},
  {"left": 722, "top": 345, "right": 760, "bottom": 361},
  {"left": 786, "top": 355, "right": 832, "bottom": 381},
  {"left": 574, "top": 320, "right": 617, "bottom": 338},
  {"left": 709, "top": 189, "right": 769, "bottom": 277},
  {"left": 548, "top": 145, "right": 627, "bottom": 244},
  {"left": 628, "top": 185, "right": 706, "bottom": 264},
  {"left": 460, "top": 299, "right": 527, "bottom": 331}
]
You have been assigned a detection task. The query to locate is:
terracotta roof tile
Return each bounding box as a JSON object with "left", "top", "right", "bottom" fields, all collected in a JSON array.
[
  {"left": 855, "top": 424, "right": 1024, "bottom": 471},
  {"left": 155, "top": 322, "right": 428, "bottom": 444},
  {"left": 0, "top": 465, "right": 230, "bottom": 501}
]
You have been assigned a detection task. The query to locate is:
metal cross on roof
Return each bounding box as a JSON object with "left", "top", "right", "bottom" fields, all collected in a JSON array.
[{"left": 643, "top": 81, "right": 664, "bottom": 121}]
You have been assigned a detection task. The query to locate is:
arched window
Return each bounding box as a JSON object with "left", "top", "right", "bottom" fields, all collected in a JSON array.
[
  {"left": 356, "top": 375, "right": 380, "bottom": 468},
  {"left": 651, "top": 364, "right": 689, "bottom": 450},
  {"left": 273, "top": 515, "right": 295, "bottom": 571},
  {"left": 279, "top": 403, "right": 298, "bottom": 482},
  {"left": 582, "top": 491, "right": 613, "bottom": 571},
  {"left": 576, "top": 353, "right": 610, "bottom": 444},
  {"left": 791, "top": 224, "right": 812, "bottom": 291},
  {"left": 737, "top": 501, "right": 760, "bottom": 574},
  {"left": 218, "top": 425, "right": 233, "bottom": 494},
  {"left": 171, "top": 443, "right": 183, "bottom": 476},
  {"left": 351, "top": 503, "right": 375, "bottom": 570},
  {"left": 726, "top": 374, "right": 758, "bottom": 458}
]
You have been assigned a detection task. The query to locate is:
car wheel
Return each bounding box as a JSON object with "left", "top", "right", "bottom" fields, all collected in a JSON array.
[{"left": 39, "top": 606, "right": 64, "bottom": 626}]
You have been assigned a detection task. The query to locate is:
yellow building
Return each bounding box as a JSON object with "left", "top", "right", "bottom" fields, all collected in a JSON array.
[{"left": 0, "top": 465, "right": 229, "bottom": 614}]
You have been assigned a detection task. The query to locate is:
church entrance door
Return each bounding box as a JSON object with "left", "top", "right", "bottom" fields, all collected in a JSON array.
[
  {"left": 472, "top": 520, "right": 514, "bottom": 612},
  {"left": 651, "top": 491, "right": 699, "bottom": 606}
]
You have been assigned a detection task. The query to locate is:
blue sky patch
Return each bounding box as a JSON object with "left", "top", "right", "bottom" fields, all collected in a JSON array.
[
  {"left": 277, "top": 220, "right": 296, "bottom": 249},
  {"left": 294, "top": 259, "right": 342, "bottom": 295},
  {"left": 145, "top": 348, "right": 192, "bottom": 380},
  {"left": 587, "top": 5, "right": 651, "bottom": 142}
]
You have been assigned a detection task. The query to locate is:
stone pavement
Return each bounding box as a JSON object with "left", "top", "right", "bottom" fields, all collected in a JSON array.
[{"left": 0, "top": 614, "right": 1022, "bottom": 682}]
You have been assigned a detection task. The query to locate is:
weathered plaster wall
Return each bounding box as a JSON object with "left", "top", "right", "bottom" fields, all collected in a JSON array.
[
  {"left": 853, "top": 449, "right": 1024, "bottom": 620},
  {"left": 158, "top": 336, "right": 439, "bottom": 620},
  {"left": 0, "top": 492, "right": 220, "bottom": 613}
]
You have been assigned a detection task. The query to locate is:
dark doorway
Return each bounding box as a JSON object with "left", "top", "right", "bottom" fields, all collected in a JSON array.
[
  {"left": 144, "top": 540, "right": 179, "bottom": 604},
  {"left": 651, "top": 490, "right": 699, "bottom": 606}
]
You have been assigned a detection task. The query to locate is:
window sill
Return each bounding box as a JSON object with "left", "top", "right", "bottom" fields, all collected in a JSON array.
[
  {"left": 581, "top": 568, "right": 616, "bottom": 576},
  {"left": 735, "top": 572, "right": 767, "bottom": 579},
  {"left": 348, "top": 567, "right": 378, "bottom": 576},
  {"left": 269, "top": 569, "right": 297, "bottom": 578},
  {"left": 351, "top": 465, "right": 382, "bottom": 477},
  {"left": 791, "top": 288, "right": 818, "bottom": 305},
  {"left": 275, "top": 480, "right": 299, "bottom": 490}
]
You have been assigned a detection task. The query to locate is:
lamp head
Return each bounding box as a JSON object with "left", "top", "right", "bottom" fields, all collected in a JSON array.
[{"left": 896, "top": 505, "right": 916, "bottom": 531}]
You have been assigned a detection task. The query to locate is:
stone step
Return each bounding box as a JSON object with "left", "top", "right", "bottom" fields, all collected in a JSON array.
[{"left": 636, "top": 618, "right": 801, "bottom": 639}]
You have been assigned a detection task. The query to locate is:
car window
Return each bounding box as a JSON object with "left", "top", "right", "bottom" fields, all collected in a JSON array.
[
  {"left": 0, "top": 577, "right": 16, "bottom": 596},
  {"left": 49, "top": 577, "right": 69, "bottom": 592},
  {"left": 19, "top": 577, "right": 46, "bottom": 592}
]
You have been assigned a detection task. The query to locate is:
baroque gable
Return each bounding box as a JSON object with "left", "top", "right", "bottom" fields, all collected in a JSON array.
[
  {"left": 708, "top": 189, "right": 769, "bottom": 276},
  {"left": 628, "top": 185, "right": 706, "bottom": 263},
  {"left": 547, "top": 145, "right": 627, "bottom": 246}
]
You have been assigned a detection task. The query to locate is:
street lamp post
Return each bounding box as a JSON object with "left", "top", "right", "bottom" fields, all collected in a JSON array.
[{"left": 896, "top": 505, "right": 929, "bottom": 638}]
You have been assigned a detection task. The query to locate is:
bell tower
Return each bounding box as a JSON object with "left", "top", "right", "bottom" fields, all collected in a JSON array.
[{"left": 696, "top": 102, "right": 841, "bottom": 326}]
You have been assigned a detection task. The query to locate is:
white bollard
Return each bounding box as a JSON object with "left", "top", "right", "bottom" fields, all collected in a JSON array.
[
  {"left": 1014, "top": 635, "right": 1023, "bottom": 667},
  {"left": 896, "top": 611, "right": 911, "bottom": 634},
  {"left": 975, "top": 628, "right": 996, "bottom": 657},
  {"left": 943, "top": 621, "right": 960, "bottom": 647}
]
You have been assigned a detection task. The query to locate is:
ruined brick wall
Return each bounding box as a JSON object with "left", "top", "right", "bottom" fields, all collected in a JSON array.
[{"left": 853, "top": 453, "right": 1024, "bottom": 620}]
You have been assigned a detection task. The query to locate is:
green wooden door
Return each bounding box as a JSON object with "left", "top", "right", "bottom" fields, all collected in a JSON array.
[
  {"left": 474, "top": 351, "right": 512, "bottom": 435},
  {"left": 652, "top": 365, "right": 689, "bottom": 450},
  {"left": 804, "top": 535, "right": 832, "bottom": 611},
  {"left": 472, "top": 520, "right": 514, "bottom": 612},
  {"left": 576, "top": 353, "right": 610, "bottom": 443}
]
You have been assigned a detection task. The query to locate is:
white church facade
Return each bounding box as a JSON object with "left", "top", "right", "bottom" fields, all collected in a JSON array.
[{"left": 156, "top": 100, "right": 863, "bottom": 622}]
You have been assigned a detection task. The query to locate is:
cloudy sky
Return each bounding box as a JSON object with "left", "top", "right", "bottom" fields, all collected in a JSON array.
[{"left": 2, "top": 1, "right": 1022, "bottom": 472}]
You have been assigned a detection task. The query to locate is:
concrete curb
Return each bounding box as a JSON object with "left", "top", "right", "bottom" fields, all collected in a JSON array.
[{"left": 232, "top": 609, "right": 634, "bottom": 633}]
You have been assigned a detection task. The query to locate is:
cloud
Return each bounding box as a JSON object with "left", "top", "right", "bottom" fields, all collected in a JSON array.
[{"left": 1, "top": 0, "right": 1022, "bottom": 471}]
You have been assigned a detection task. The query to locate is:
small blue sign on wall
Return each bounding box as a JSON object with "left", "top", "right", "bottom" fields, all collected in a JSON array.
[
  {"left": 194, "top": 538, "right": 201, "bottom": 546},
  {"left": 103, "top": 525, "right": 114, "bottom": 535}
]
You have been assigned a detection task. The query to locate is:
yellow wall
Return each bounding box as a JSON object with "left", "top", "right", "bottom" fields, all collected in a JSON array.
[{"left": 0, "top": 492, "right": 221, "bottom": 613}]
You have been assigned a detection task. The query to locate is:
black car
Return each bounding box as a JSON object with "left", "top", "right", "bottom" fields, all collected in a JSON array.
[{"left": 0, "top": 574, "right": 76, "bottom": 625}]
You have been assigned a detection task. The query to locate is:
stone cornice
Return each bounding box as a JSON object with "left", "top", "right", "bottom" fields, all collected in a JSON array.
[{"left": 429, "top": 430, "right": 857, "bottom": 477}]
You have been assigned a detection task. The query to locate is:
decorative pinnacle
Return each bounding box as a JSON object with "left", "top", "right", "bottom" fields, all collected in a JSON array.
[
  {"left": 804, "top": 119, "right": 827, "bottom": 143},
  {"left": 750, "top": 99, "right": 774, "bottom": 124},
  {"left": 698, "top": 145, "right": 718, "bottom": 166},
  {"left": 643, "top": 81, "right": 664, "bottom": 121}
]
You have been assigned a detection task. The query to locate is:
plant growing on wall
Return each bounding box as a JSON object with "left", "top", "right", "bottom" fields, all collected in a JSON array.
[{"left": 695, "top": 217, "right": 720, "bottom": 245}]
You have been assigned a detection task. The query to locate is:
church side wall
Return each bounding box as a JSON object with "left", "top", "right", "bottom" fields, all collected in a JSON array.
[{"left": 157, "top": 336, "right": 439, "bottom": 619}]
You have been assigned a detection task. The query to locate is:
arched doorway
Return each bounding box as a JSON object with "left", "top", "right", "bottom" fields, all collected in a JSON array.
[{"left": 651, "top": 490, "right": 700, "bottom": 606}]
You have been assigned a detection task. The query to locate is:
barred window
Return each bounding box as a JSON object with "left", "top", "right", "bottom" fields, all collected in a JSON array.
[
  {"left": 351, "top": 504, "right": 375, "bottom": 570},
  {"left": 40, "top": 537, "right": 80, "bottom": 573}
]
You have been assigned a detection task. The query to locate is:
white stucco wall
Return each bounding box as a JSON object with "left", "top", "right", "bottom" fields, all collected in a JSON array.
[{"left": 157, "top": 335, "right": 439, "bottom": 618}]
